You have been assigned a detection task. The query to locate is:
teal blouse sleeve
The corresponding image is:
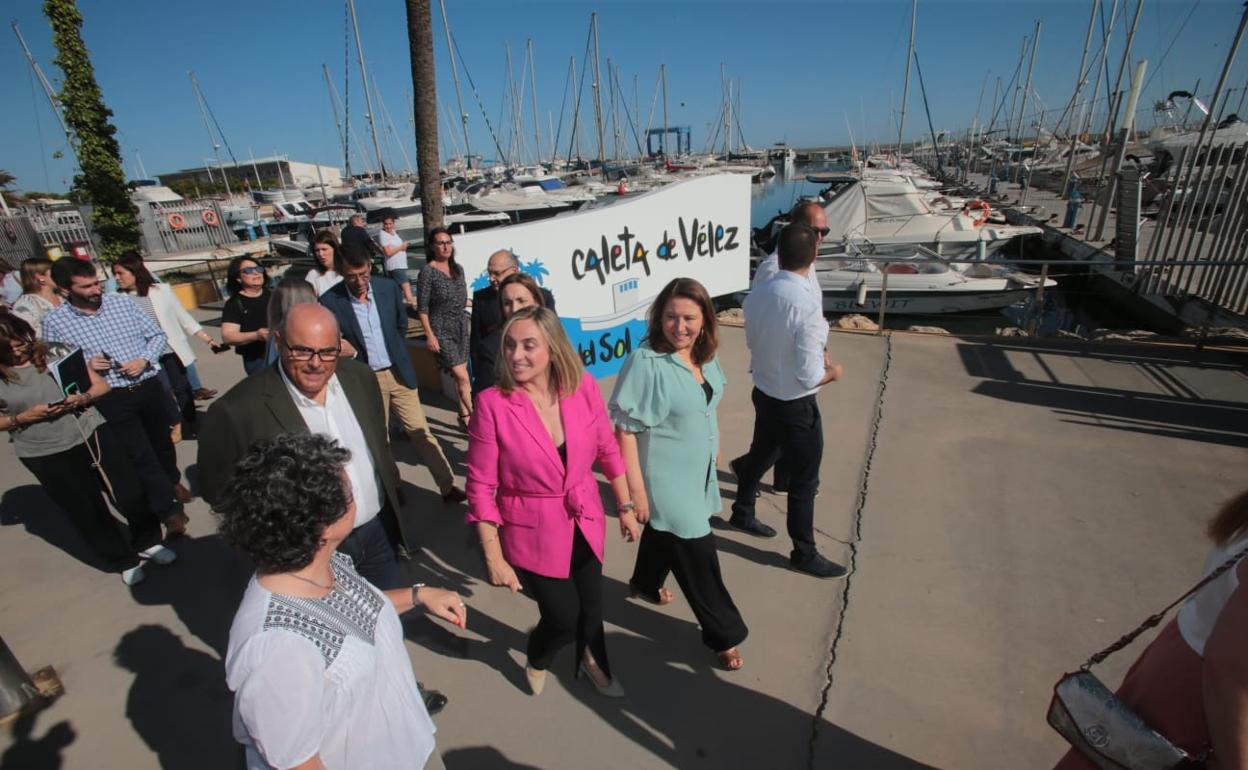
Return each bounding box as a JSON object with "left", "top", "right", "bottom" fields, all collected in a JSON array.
[{"left": 608, "top": 349, "right": 670, "bottom": 434}]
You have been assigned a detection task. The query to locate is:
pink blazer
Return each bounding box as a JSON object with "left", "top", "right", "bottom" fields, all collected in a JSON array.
[{"left": 466, "top": 371, "right": 627, "bottom": 579}]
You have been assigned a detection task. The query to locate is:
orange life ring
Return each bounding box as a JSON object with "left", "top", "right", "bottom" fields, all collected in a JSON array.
[
  {"left": 167, "top": 212, "right": 186, "bottom": 230},
  {"left": 201, "top": 209, "right": 219, "bottom": 226},
  {"left": 963, "top": 199, "right": 991, "bottom": 227}
]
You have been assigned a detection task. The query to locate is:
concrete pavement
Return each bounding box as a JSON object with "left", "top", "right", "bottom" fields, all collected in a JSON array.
[{"left": 1, "top": 312, "right": 1245, "bottom": 769}]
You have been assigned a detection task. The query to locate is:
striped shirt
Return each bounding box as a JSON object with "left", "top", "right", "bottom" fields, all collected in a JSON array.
[{"left": 41, "top": 293, "right": 168, "bottom": 388}]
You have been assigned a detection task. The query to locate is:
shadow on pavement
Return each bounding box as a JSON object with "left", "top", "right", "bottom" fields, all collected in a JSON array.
[
  {"left": 113, "top": 624, "right": 241, "bottom": 770},
  {"left": 0, "top": 712, "right": 75, "bottom": 770},
  {"left": 959, "top": 341, "right": 1248, "bottom": 448},
  {"left": 443, "top": 745, "right": 544, "bottom": 769},
  {"left": 128, "top": 534, "right": 250, "bottom": 659},
  {"left": 0, "top": 485, "right": 109, "bottom": 572}
]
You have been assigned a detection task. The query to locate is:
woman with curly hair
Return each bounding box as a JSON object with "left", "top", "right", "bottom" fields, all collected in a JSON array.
[{"left": 220, "top": 432, "right": 467, "bottom": 770}]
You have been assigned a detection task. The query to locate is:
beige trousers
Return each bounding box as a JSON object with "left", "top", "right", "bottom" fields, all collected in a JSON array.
[{"left": 374, "top": 368, "right": 456, "bottom": 494}]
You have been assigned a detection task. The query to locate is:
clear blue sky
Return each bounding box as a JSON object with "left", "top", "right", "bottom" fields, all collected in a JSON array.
[{"left": 4, "top": 0, "right": 1246, "bottom": 194}]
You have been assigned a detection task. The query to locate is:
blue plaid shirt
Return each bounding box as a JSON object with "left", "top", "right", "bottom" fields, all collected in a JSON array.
[{"left": 41, "top": 293, "right": 168, "bottom": 388}]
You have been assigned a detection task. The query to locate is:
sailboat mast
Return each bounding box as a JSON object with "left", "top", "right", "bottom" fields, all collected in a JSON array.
[
  {"left": 590, "top": 13, "right": 606, "bottom": 168},
  {"left": 188, "top": 70, "right": 230, "bottom": 195},
  {"left": 324, "top": 63, "right": 352, "bottom": 179},
  {"left": 896, "top": 0, "right": 916, "bottom": 157},
  {"left": 528, "top": 39, "right": 543, "bottom": 164},
  {"left": 437, "top": 0, "right": 472, "bottom": 168},
  {"left": 12, "top": 21, "right": 78, "bottom": 166},
  {"left": 661, "top": 63, "right": 670, "bottom": 157},
  {"left": 1061, "top": 0, "right": 1100, "bottom": 197},
  {"left": 347, "top": 0, "right": 386, "bottom": 179}
]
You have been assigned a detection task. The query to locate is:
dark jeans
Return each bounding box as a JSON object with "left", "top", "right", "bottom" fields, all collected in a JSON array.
[
  {"left": 19, "top": 425, "right": 162, "bottom": 572},
  {"left": 93, "top": 377, "right": 181, "bottom": 522},
  {"left": 516, "top": 527, "right": 610, "bottom": 677},
  {"left": 337, "top": 515, "right": 402, "bottom": 590},
  {"left": 731, "top": 388, "right": 823, "bottom": 558},
  {"left": 630, "top": 527, "right": 748, "bottom": 652},
  {"left": 242, "top": 355, "right": 266, "bottom": 376},
  {"left": 156, "top": 353, "right": 195, "bottom": 428}
]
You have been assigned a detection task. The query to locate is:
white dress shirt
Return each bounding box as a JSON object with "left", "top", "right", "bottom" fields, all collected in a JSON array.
[
  {"left": 279, "top": 367, "right": 382, "bottom": 528},
  {"left": 751, "top": 250, "right": 822, "bottom": 301},
  {"left": 743, "top": 270, "right": 829, "bottom": 400}
]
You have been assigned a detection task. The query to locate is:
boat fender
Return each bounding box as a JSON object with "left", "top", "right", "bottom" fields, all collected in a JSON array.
[
  {"left": 201, "top": 209, "right": 219, "bottom": 226},
  {"left": 963, "top": 199, "right": 991, "bottom": 227},
  {"left": 167, "top": 212, "right": 186, "bottom": 230},
  {"left": 856, "top": 282, "right": 869, "bottom": 305},
  {"left": 273, "top": 207, "right": 284, "bottom": 221}
]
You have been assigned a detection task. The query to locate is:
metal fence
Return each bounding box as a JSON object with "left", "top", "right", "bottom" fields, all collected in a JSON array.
[
  {"left": 0, "top": 207, "right": 98, "bottom": 268},
  {"left": 1136, "top": 141, "right": 1248, "bottom": 317},
  {"left": 140, "top": 200, "right": 235, "bottom": 255}
]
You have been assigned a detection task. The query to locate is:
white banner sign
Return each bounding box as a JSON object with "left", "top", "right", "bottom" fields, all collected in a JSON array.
[{"left": 453, "top": 173, "right": 751, "bottom": 377}]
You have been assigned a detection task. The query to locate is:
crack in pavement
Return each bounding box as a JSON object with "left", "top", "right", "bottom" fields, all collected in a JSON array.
[{"left": 807, "top": 332, "right": 894, "bottom": 770}]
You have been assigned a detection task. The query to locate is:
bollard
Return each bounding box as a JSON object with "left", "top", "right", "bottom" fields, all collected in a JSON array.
[
  {"left": 1063, "top": 186, "right": 1083, "bottom": 229},
  {"left": 0, "top": 635, "right": 39, "bottom": 719}
]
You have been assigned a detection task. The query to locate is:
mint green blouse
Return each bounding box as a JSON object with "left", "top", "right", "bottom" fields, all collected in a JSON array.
[{"left": 608, "top": 343, "right": 725, "bottom": 539}]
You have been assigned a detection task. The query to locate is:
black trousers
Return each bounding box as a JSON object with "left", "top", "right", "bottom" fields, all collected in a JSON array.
[
  {"left": 517, "top": 527, "right": 610, "bottom": 677},
  {"left": 93, "top": 377, "right": 181, "bottom": 522},
  {"left": 630, "top": 526, "right": 748, "bottom": 652},
  {"left": 731, "top": 388, "right": 823, "bottom": 558},
  {"left": 19, "top": 425, "right": 162, "bottom": 572}
]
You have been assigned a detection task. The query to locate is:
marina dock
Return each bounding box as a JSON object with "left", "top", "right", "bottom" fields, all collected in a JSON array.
[{"left": 2, "top": 310, "right": 1244, "bottom": 769}]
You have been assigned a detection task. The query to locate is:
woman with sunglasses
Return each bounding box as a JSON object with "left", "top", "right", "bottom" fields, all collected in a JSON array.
[
  {"left": 418, "top": 227, "right": 473, "bottom": 429},
  {"left": 221, "top": 256, "right": 271, "bottom": 375}
]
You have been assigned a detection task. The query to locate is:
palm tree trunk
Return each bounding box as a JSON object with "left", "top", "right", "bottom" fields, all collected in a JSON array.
[{"left": 405, "top": 0, "right": 444, "bottom": 231}]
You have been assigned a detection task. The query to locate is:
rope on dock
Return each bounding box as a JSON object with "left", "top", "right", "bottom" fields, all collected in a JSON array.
[{"left": 808, "top": 331, "right": 894, "bottom": 769}]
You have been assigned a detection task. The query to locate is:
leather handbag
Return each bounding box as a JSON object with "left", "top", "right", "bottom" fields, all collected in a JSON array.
[{"left": 1046, "top": 545, "right": 1248, "bottom": 769}]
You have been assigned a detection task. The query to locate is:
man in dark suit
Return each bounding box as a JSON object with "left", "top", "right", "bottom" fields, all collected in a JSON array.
[
  {"left": 197, "top": 304, "right": 454, "bottom": 714},
  {"left": 468, "top": 249, "right": 555, "bottom": 394},
  {"left": 320, "top": 243, "right": 464, "bottom": 502}
]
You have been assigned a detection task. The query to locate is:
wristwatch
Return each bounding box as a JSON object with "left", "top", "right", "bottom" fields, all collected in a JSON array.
[{"left": 410, "top": 582, "right": 426, "bottom": 607}]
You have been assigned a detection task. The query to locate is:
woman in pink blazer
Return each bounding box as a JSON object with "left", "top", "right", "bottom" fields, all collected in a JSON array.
[{"left": 466, "top": 307, "right": 638, "bottom": 698}]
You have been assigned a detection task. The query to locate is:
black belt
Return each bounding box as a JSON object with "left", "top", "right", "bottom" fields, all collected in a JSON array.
[{"left": 113, "top": 376, "right": 159, "bottom": 393}]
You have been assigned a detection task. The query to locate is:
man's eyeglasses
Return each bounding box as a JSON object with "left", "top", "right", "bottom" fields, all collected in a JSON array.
[
  {"left": 812, "top": 226, "right": 831, "bottom": 237},
  {"left": 431, "top": 239, "right": 454, "bottom": 247},
  {"left": 240, "top": 266, "right": 265, "bottom": 275},
  {"left": 281, "top": 339, "right": 342, "bottom": 362}
]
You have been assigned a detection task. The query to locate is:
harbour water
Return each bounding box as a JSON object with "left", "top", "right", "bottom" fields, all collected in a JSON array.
[{"left": 749, "top": 165, "right": 1148, "bottom": 336}]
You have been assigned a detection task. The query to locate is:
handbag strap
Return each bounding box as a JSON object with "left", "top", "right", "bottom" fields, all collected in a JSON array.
[{"left": 1083, "top": 544, "right": 1248, "bottom": 669}]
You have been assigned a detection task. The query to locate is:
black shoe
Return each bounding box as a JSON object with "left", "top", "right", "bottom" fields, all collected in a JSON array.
[
  {"left": 728, "top": 515, "right": 777, "bottom": 538},
  {"left": 441, "top": 487, "right": 467, "bottom": 503},
  {"left": 790, "top": 551, "right": 848, "bottom": 579},
  {"left": 418, "top": 682, "right": 448, "bottom": 715}
]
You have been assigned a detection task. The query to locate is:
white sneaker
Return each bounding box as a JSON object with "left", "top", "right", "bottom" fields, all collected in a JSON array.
[
  {"left": 121, "top": 565, "right": 146, "bottom": 586},
  {"left": 139, "top": 545, "right": 178, "bottom": 565}
]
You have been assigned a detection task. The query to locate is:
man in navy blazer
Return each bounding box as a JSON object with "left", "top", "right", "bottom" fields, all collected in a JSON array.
[{"left": 320, "top": 243, "right": 465, "bottom": 502}]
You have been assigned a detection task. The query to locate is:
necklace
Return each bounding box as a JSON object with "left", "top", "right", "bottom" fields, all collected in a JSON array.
[{"left": 286, "top": 570, "right": 335, "bottom": 591}]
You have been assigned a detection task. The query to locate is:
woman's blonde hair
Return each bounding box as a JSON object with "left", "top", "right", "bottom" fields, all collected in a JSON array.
[{"left": 495, "top": 306, "right": 583, "bottom": 397}]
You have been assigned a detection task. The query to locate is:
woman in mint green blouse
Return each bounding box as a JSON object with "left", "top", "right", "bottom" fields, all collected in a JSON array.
[{"left": 609, "top": 277, "right": 748, "bottom": 671}]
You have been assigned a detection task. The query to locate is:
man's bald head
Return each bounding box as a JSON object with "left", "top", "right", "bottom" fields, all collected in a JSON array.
[
  {"left": 789, "top": 200, "right": 829, "bottom": 242},
  {"left": 487, "top": 249, "right": 520, "bottom": 287},
  {"left": 277, "top": 304, "right": 342, "bottom": 400}
]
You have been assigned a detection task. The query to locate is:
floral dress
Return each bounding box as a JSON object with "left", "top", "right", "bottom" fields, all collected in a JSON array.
[{"left": 416, "top": 263, "right": 468, "bottom": 369}]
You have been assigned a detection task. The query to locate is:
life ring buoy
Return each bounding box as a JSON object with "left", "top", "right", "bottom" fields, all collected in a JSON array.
[
  {"left": 167, "top": 212, "right": 186, "bottom": 230},
  {"left": 963, "top": 199, "right": 991, "bottom": 227},
  {"left": 201, "top": 209, "right": 219, "bottom": 226}
]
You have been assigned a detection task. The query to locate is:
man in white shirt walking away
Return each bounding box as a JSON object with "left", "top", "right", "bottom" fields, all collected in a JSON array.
[{"left": 731, "top": 224, "right": 846, "bottom": 579}]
